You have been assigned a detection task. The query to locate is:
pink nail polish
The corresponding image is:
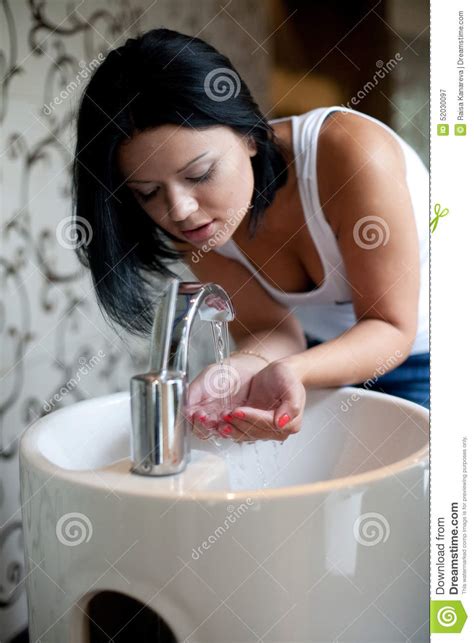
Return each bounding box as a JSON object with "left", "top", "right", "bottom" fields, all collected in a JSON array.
[
  {"left": 222, "top": 414, "right": 233, "bottom": 422},
  {"left": 232, "top": 410, "right": 246, "bottom": 419},
  {"left": 277, "top": 414, "right": 291, "bottom": 428},
  {"left": 221, "top": 426, "right": 233, "bottom": 435}
]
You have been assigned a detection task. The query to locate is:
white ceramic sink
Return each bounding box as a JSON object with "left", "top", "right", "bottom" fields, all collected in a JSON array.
[{"left": 20, "top": 387, "right": 429, "bottom": 642}]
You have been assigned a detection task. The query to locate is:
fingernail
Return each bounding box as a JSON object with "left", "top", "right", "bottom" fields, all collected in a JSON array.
[
  {"left": 222, "top": 414, "right": 233, "bottom": 422},
  {"left": 221, "top": 425, "right": 233, "bottom": 435},
  {"left": 277, "top": 413, "right": 291, "bottom": 428},
  {"left": 198, "top": 414, "right": 207, "bottom": 422},
  {"left": 232, "top": 410, "right": 246, "bottom": 419}
]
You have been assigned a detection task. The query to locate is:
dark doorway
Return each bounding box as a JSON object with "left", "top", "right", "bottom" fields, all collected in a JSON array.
[{"left": 87, "top": 591, "right": 178, "bottom": 642}]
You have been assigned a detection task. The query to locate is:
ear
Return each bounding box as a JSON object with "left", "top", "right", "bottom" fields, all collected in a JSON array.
[{"left": 246, "top": 135, "right": 257, "bottom": 157}]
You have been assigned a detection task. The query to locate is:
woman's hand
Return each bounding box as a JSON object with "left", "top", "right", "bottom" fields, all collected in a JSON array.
[
  {"left": 185, "top": 354, "right": 266, "bottom": 440},
  {"left": 214, "top": 359, "right": 306, "bottom": 443}
]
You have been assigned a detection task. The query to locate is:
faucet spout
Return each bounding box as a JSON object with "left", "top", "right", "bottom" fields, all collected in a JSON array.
[{"left": 130, "top": 277, "right": 235, "bottom": 476}]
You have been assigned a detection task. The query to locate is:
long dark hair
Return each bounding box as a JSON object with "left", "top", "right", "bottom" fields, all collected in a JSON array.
[{"left": 72, "top": 27, "right": 289, "bottom": 337}]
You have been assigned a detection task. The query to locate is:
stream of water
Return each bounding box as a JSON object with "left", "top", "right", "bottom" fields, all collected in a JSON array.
[{"left": 210, "top": 320, "right": 272, "bottom": 488}]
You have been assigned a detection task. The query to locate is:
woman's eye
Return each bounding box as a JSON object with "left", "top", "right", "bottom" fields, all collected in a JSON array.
[
  {"left": 187, "top": 167, "right": 215, "bottom": 184},
  {"left": 139, "top": 189, "right": 158, "bottom": 202},
  {"left": 136, "top": 167, "right": 215, "bottom": 202}
]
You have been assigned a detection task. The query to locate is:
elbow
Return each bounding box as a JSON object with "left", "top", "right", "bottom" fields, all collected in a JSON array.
[{"left": 390, "top": 321, "right": 417, "bottom": 361}]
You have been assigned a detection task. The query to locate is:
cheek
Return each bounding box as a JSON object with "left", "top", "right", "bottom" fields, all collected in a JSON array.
[{"left": 214, "top": 161, "right": 255, "bottom": 204}]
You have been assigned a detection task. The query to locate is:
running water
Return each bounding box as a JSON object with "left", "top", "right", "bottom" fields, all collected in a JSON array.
[
  {"left": 209, "top": 320, "right": 241, "bottom": 482},
  {"left": 210, "top": 321, "right": 233, "bottom": 414},
  {"left": 209, "top": 320, "right": 273, "bottom": 488}
]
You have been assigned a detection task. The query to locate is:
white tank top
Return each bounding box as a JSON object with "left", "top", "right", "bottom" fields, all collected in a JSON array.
[{"left": 213, "top": 106, "right": 429, "bottom": 355}]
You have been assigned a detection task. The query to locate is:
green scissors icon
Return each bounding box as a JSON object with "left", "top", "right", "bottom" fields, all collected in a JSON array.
[{"left": 430, "top": 203, "right": 449, "bottom": 233}]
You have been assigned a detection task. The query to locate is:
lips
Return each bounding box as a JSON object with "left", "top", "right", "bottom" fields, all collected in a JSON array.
[
  {"left": 181, "top": 219, "right": 216, "bottom": 241},
  {"left": 182, "top": 221, "right": 213, "bottom": 233}
]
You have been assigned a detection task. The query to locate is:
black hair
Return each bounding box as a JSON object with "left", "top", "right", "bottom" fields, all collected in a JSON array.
[{"left": 72, "top": 27, "right": 289, "bottom": 337}]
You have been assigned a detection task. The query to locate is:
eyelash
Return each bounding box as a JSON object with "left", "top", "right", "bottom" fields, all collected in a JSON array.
[{"left": 139, "top": 167, "right": 215, "bottom": 202}]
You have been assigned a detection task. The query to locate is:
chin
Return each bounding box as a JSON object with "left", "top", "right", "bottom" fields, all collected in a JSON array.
[
  {"left": 207, "top": 219, "right": 236, "bottom": 245},
  {"left": 187, "top": 231, "right": 230, "bottom": 250}
]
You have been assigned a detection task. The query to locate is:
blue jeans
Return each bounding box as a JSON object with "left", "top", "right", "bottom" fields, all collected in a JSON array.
[{"left": 304, "top": 334, "right": 430, "bottom": 409}]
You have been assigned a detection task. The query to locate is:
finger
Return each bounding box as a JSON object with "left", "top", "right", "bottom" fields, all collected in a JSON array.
[
  {"left": 221, "top": 407, "right": 274, "bottom": 427},
  {"left": 212, "top": 414, "right": 255, "bottom": 441},
  {"left": 200, "top": 412, "right": 219, "bottom": 430},
  {"left": 197, "top": 415, "right": 218, "bottom": 439},
  {"left": 189, "top": 411, "right": 219, "bottom": 440},
  {"left": 226, "top": 424, "right": 258, "bottom": 443},
  {"left": 280, "top": 409, "right": 304, "bottom": 434},
  {"left": 217, "top": 407, "right": 278, "bottom": 441},
  {"left": 221, "top": 416, "right": 274, "bottom": 436},
  {"left": 218, "top": 419, "right": 285, "bottom": 443},
  {"left": 191, "top": 421, "right": 211, "bottom": 439},
  {"left": 236, "top": 408, "right": 275, "bottom": 433},
  {"left": 188, "top": 412, "right": 210, "bottom": 440},
  {"left": 187, "top": 407, "right": 218, "bottom": 428},
  {"left": 229, "top": 408, "right": 303, "bottom": 441},
  {"left": 192, "top": 425, "right": 212, "bottom": 440},
  {"left": 273, "top": 393, "right": 305, "bottom": 431}
]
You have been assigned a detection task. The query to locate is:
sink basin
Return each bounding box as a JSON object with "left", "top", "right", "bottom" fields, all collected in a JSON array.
[{"left": 20, "top": 387, "right": 429, "bottom": 642}]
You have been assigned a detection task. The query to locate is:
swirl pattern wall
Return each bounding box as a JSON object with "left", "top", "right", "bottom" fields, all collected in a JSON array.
[{"left": 0, "top": 1, "right": 269, "bottom": 638}]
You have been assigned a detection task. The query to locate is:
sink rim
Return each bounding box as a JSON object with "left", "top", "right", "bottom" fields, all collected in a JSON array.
[{"left": 19, "top": 388, "right": 429, "bottom": 501}]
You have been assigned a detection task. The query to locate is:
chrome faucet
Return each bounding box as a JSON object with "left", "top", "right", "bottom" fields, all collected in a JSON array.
[{"left": 130, "top": 278, "right": 235, "bottom": 476}]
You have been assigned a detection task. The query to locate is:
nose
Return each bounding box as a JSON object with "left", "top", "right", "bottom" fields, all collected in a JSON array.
[{"left": 166, "top": 187, "right": 199, "bottom": 222}]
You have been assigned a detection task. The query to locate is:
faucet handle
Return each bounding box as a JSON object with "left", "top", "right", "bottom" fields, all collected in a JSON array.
[{"left": 148, "top": 278, "right": 180, "bottom": 373}]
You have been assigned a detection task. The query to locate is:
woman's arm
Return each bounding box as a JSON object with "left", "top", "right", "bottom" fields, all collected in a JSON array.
[
  {"left": 280, "top": 111, "right": 420, "bottom": 387},
  {"left": 282, "top": 319, "right": 409, "bottom": 388}
]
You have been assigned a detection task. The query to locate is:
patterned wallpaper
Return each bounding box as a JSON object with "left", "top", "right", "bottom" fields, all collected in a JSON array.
[{"left": 0, "top": 1, "right": 269, "bottom": 638}]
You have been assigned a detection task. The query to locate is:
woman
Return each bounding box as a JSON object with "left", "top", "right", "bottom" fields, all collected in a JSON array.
[{"left": 73, "top": 28, "right": 429, "bottom": 444}]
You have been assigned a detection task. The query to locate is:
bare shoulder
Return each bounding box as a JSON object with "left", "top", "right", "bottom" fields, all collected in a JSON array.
[
  {"left": 317, "top": 110, "right": 406, "bottom": 232},
  {"left": 318, "top": 110, "right": 405, "bottom": 175}
]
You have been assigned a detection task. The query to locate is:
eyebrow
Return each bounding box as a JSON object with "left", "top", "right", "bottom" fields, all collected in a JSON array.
[{"left": 126, "top": 151, "right": 210, "bottom": 184}]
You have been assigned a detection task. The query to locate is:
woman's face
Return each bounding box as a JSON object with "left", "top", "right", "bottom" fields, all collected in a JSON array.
[{"left": 117, "top": 124, "right": 257, "bottom": 247}]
